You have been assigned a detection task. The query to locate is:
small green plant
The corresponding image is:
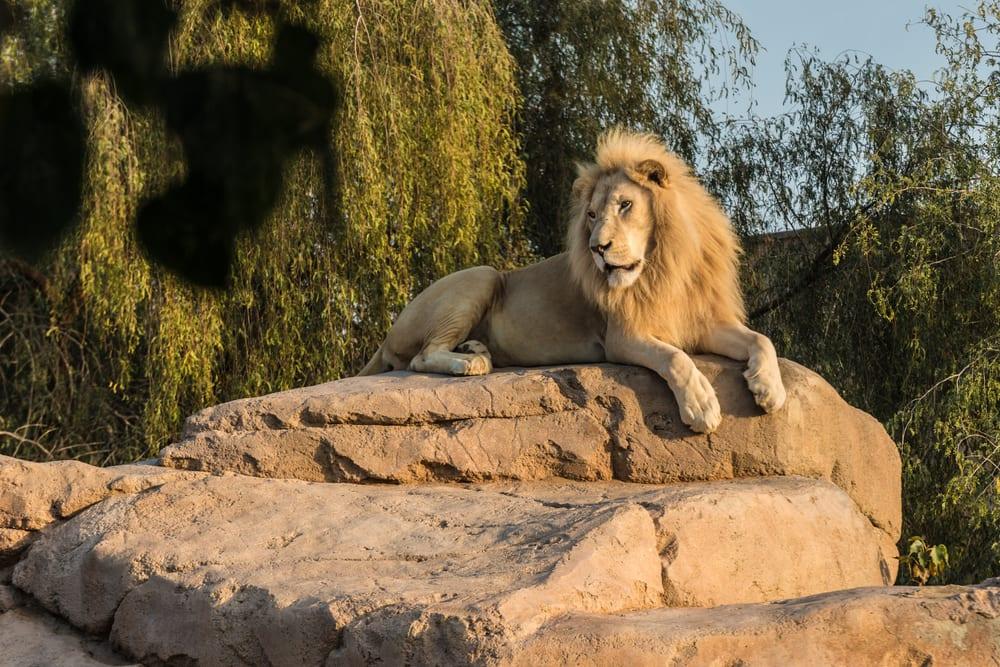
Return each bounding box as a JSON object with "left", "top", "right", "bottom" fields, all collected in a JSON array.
[{"left": 898, "top": 537, "right": 949, "bottom": 585}]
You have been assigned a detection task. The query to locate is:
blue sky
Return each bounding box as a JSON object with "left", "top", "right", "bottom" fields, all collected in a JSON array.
[{"left": 717, "top": 1, "right": 968, "bottom": 117}]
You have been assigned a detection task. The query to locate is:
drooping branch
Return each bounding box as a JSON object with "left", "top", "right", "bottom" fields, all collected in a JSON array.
[{"left": 0, "top": 257, "right": 49, "bottom": 294}]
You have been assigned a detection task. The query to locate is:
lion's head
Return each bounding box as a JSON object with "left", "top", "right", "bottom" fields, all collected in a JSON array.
[
  {"left": 567, "top": 129, "right": 745, "bottom": 347},
  {"left": 575, "top": 165, "right": 658, "bottom": 290}
]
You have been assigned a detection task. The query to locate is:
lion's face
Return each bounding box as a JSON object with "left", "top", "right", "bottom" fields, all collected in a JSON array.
[{"left": 583, "top": 172, "right": 655, "bottom": 289}]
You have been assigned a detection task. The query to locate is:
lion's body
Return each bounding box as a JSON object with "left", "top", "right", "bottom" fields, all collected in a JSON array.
[
  {"left": 360, "top": 130, "right": 786, "bottom": 433},
  {"left": 363, "top": 255, "right": 604, "bottom": 375}
]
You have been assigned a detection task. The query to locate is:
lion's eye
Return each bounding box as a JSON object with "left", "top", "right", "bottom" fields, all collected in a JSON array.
[
  {"left": 620, "top": 200, "right": 632, "bottom": 212},
  {"left": 587, "top": 210, "right": 596, "bottom": 219}
]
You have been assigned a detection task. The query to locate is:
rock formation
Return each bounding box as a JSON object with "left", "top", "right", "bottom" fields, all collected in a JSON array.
[
  {"left": 161, "top": 359, "right": 901, "bottom": 535},
  {"left": 1, "top": 357, "right": 997, "bottom": 665}
]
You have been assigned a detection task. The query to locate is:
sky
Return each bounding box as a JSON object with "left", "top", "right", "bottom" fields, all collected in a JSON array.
[{"left": 716, "top": 1, "right": 970, "bottom": 117}]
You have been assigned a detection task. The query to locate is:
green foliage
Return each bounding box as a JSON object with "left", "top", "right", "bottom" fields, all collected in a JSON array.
[
  {"left": 709, "top": 4, "right": 1000, "bottom": 582},
  {"left": 494, "top": 0, "right": 757, "bottom": 255},
  {"left": 0, "top": 0, "right": 525, "bottom": 462},
  {"left": 898, "top": 537, "right": 950, "bottom": 585}
]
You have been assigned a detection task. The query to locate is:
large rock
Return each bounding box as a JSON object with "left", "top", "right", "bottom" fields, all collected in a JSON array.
[
  {"left": 508, "top": 581, "right": 1000, "bottom": 666},
  {"left": 12, "top": 469, "right": 893, "bottom": 666},
  {"left": 488, "top": 477, "right": 898, "bottom": 605},
  {"left": 15, "top": 475, "right": 661, "bottom": 665},
  {"left": 161, "top": 358, "right": 902, "bottom": 537},
  {"left": 0, "top": 606, "right": 138, "bottom": 667},
  {"left": 0, "top": 455, "right": 198, "bottom": 532},
  {"left": 0, "top": 360, "right": 937, "bottom": 665},
  {"left": 1, "top": 582, "right": 25, "bottom": 611},
  {"left": 0, "top": 455, "right": 201, "bottom": 565},
  {"left": 0, "top": 528, "right": 34, "bottom": 566}
]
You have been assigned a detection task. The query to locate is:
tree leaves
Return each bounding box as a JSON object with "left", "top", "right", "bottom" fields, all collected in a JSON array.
[
  {"left": 899, "top": 536, "right": 950, "bottom": 585},
  {"left": 0, "top": 82, "right": 85, "bottom": 260},
  {"left": 710, "top": 4, "right": 1000, "bottom": 583},
  {"left": 0, "top": 0, "right": 523, "bottom": 461},
  {"left": 2, "top": 0, "right": 339, "bottom": 288},
  {"left": 494, "top": 0, "right": 758, "bottom": 256}
]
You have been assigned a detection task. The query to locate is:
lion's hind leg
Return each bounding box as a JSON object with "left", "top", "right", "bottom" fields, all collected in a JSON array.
[
  {"left": 455, "top": 339, "right": 490, "bottom": 357},
  {"left": 378, "top": 265, "right": 499, "bottom": 377},
  {"left": 410, "top": 341, "right": 493, "bottom": 376},
  {"left": 407, "top": 304, "right": 495, "bottom": 377}
]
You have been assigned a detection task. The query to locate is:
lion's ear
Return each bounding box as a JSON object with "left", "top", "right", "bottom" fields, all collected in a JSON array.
[
  {"left": 633, "top": 159, "right": 667, "bottom": 188},
  {"left": 571, "top": 167, "right": 597, "bottom": 201}
]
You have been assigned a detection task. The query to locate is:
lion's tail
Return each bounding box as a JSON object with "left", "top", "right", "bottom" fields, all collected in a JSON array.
[{"left": 357, "top": 343, "right": 387, "bottom": 376}]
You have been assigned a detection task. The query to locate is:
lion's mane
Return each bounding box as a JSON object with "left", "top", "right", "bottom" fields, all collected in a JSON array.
[{"left": 566, "top": 129, "right": 745, "bottom": 350}]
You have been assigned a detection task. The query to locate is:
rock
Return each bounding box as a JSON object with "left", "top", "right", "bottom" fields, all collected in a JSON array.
[
  {"left": 0, "top": 528, "right": 34, "bottom": 564},
  {"left": 0, "top": 359, "right": 924, "bottom": 664},
  {"left": 0, "top": 455, "right": 201, "bottom": 532},
  {"left": 0, "top": 582, "right": 25, "bottom": 611},
  {"left": 15, "top": 475, "right": 662, "bottom": 665},
  {"left": 160, "top": 358, "right": 902, "bottom": 538},
  {"left": 487, "top": 476, "right": 898, "bottom": 605},
  {"left": 0, "top": 606, "right": 138, "bottom": 666},
  {"left": 12, "top": 470, "right": 893, "bottom": 666},
  {"left": 508, "top": 581, "right": 1000, "bottom": 666}
]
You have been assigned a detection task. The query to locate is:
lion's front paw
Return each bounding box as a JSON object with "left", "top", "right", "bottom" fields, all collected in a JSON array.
[
  {"left": 676, "top": 370, "right": 722, "bottom": 434},
  {"left": 745, "top": 360, "right": 786, "bottom": 413}
]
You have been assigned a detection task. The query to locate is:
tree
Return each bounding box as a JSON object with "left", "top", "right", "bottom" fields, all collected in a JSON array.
[
  {"left": 494, "top": 0, "right": 757, "bottom": 255},
  {"left": 707, "top": 3, "right": 1000, "bottom": 582},
  {"left": 0, "top": 0, "right": 525, "bottom": 462}
]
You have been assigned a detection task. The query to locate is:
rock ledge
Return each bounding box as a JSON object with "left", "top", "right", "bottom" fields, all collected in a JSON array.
[{"left": 162, "top": 358, "right": 902, "bottom": 536}]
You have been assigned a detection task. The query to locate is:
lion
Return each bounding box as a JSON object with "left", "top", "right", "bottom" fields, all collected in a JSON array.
[{"left": 358, "top": 129, "right": 786, "bottom": 433}]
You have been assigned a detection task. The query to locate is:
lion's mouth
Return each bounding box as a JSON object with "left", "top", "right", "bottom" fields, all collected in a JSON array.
[{"left": 604, "top": 260, "right": 640, "bottom": 274}]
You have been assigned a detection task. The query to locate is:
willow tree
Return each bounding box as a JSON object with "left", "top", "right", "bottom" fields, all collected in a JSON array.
[
  {"left": 494, "top": 0, "right": 758, "bottom": 255},
  {"left": 0, "top": 0, "right": 525, "bottom": 462},
  {"left": 708, "top": 5, "right": 1000, "bottom": 583}
]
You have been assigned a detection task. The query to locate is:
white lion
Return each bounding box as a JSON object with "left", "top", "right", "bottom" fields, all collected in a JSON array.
[{"left": 360, "top": 129, "right": 786, "bottom": 433}]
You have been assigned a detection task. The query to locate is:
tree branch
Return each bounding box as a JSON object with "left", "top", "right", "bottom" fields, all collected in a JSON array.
[{"left": 0, "top": 257, "right": 49, "bottom": 294}]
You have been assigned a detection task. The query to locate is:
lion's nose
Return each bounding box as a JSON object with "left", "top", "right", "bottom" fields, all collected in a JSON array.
[{"left": 590, "top": 241, "right": 611, "bottom": 255}]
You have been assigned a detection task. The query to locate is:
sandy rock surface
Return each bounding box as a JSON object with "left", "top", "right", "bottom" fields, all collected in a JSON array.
[
  {"left": 0, "top": 606, "right": 137, "bottom": 667},
  {"left": 0, "top": 455, "right": 202, "bottom": 568},
  {"left": 10, "top": 471, "right": 889, "bottom": 666},
  {"left": 14, "top": 474, "right": 659, "bottom": 665},
  {"left": 488, "top": 476, "right": 898, "bottom": 604},
  {"left": 509, "top": 580, "right": 1000, "bottom": 666},
  {"left": 0, "top": 582, "right": 25, "bottom": 611},
  {"left": 0, "top": 455, "right": 199, "bottom": 532},
  {"left": 161, "top": 358, "right": 902, "bottom": 536}
]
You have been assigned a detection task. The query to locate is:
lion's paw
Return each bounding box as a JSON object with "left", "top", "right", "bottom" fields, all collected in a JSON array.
[
  {"left": 745, "top": 360, "right": 786, "bottom": 413},
  {"left": 676, "top": 370, "right": 722, "bottom": 434},
  {"left": 455, "top": 340, "right": 490, "bottom": 357},
  {"left": 452, "top": 354, "right": 492, "bottom": 376}
]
